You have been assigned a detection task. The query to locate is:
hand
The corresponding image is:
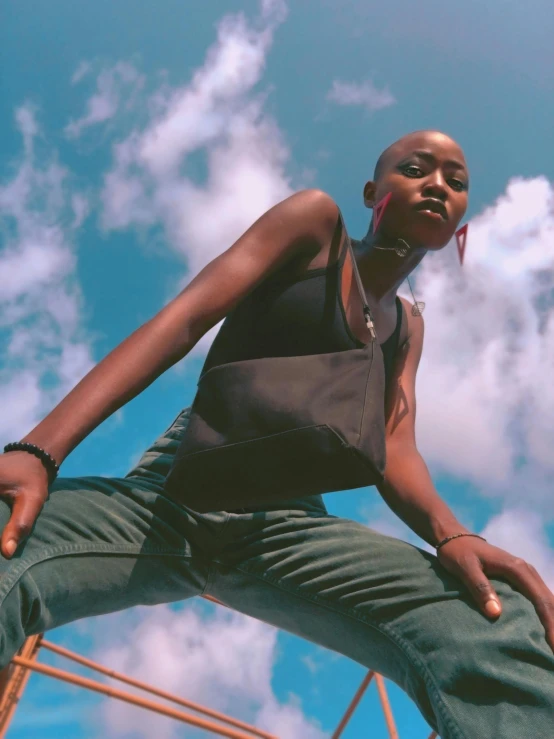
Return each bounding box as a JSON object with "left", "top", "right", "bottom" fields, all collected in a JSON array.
[
  {"left": 437, "top": 535, "right": 554, "bottom": 651},
  {"left": 0, "top": 451, "right": 50, "bottom": 559}
]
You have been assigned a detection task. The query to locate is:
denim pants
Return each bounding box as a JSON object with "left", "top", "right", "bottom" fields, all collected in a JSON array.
[{"left": 2, "top": 408, "right": 553, "bottom": 738}]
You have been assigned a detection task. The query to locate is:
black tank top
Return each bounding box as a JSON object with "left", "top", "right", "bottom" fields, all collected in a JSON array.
[{"left": 201, "top": 238, "right": 403, "bottom": 393}]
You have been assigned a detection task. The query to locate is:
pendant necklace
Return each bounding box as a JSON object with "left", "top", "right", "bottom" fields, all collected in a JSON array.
[{"left": 371, "top": 239, "right": 425, "bottom": 317}]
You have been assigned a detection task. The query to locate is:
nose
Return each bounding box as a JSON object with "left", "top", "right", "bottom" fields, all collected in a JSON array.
[{"left": 422, "top": 172, "right": 448, "bottom": 201}]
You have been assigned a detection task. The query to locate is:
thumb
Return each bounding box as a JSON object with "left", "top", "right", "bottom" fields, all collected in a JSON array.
[
  {"left": 1, "top": 492, "right": 40, "bottom": 559},
  {"left": 457, "top": 557, "right": 502, "bottom": 619}
]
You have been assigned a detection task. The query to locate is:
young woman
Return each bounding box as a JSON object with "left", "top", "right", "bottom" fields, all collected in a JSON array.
[{"left": 1, "top": 130, "right": 553, "bottom": 738}]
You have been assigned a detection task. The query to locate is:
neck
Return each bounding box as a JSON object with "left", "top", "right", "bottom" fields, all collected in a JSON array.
[{"left": 356, "top": 222, "right": 427, "bottom": 302}]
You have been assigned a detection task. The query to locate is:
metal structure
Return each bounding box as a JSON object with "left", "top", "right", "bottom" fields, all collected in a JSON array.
[{"left": 0, "top": 595, "right": 439, "bottom": 738}]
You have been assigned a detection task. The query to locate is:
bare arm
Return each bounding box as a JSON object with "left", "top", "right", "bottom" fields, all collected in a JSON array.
[
  {"left": 380, "top": 301, "right": 554, "bottom": 644},
  {"left": 0, "top": 189, "right": 339, "bottom": 558},
  {"left": 20, "top": 189, "right": 339, "bottom": 464},
  {"left": 377, "top": 299, "right": 470, "bottom": 547}
]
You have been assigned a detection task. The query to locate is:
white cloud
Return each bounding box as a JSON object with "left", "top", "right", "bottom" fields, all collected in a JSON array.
[
  {"left": 57, "top": 14, "right": 329, "bottom": 731},
  {"left": 71, "top": 60, "right": 92, "bottom": 85},
  {"left": 412, "top": 175, "right": 554, "bottom": 510},
  {"left": 260, "top": 0, "right": 288, "bottom": 24},
  {"left": 0, "top": 105, "right": 94, "bottom": 442},
  {"left": 94, "top": 3, "right": 294, "bottom": 361},
  {"left": 326, "top": 79, "right": 396, "bottom": 113},
  {"left": 361, "top": 498, "right": 436, "bottom": 554},
  {"left": 15, "top": 103, "right": 39, "bottom": 143},
  {"left": 89, "top": 0, "right": 554, "bottom": 523},
  {"left": 8, "top": 1, "right": 553, "bottom": 734},
  {"left": 91, "top": 603, "right": 325, "bottom": 739},
  {"left": 99, "top": 4, "right": 293, "bottom": 280},
  {"left": 65, "top": 62, "right": 145, "bottom": 139},
  {"left": 362, "top": 502, "right": 554, "bottom": 606},
  {"left": 481, "top": 508, "right": 554, "bottom": 589},
  {"left": 70, "top": 192, "right": 90, "bottom": 228}
]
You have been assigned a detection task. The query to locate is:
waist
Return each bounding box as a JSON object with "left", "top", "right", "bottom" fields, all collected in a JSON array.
[{"left": 225, "top": 494, "right": 328, "bottom": 515}]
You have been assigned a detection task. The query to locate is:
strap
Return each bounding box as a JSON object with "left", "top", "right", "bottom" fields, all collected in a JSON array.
[
  {"left": 393, "top": 295, "right": 403, "bottom": 342},
  {"left": 337, "top": 211, "right": 377, "bottom": 340}
]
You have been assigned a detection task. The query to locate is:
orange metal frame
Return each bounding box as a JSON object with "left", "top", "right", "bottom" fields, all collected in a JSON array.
[{"left": 0, "top": 596, "right": 439, "bottom": 738}]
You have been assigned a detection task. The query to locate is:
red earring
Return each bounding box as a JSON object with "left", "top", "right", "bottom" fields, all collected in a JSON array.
[
  {"left": 455, "top": 223, "right": 468, "bottom": 265},
  {"left": 372, "top": 192, "right": 392, "bottom": 234}
]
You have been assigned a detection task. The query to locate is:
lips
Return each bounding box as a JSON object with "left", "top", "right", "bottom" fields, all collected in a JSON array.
[{"left": 415, "top": 199, "right": 448, "bottom": 221}]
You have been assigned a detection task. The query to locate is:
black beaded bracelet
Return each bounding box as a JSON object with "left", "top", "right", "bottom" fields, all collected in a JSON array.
[
  {"left": 435, "top": 533, "right": 487, "bottom": 551},
  {"left": 3, "top": 442, "right": 60, "bottom": 484}
]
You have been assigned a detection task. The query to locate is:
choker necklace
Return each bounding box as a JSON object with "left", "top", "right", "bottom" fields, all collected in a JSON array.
[{"left": 371, "top": 239, "right": 425, "bottom": 317}]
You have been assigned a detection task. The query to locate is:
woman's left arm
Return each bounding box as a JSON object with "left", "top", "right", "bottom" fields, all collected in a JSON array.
[{"left": 379, "top": 299, "right": 554, "bottom": 648}]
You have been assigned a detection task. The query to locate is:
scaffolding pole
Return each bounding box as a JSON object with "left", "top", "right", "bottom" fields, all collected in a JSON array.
[
  {"left": 0, "top": 635, "right": 42, "bottom": 738},
  {"left": 11, "top": 654, "right": 275, "bottom": 739},
  {"left": 39, "top": 639, "right": 273, "bottom": 739},
  {"left": 1, "top": 625, "right": 440, "bottom": 738},
  {"left": 331, "top": 670, "right": 374, "bottom": 738},
  {"left": 374, "top": 673, "right": 399, "bottom": 739}
]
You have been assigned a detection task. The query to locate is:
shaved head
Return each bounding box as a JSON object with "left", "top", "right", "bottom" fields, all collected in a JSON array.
[
  {"left": 373, "top": 130, "right": 465, "bottom": 181},
  {"left": 364, "top": 129, "right": 469, "bottom": 250}
]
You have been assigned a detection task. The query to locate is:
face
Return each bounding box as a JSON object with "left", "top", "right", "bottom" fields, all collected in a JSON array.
[{"left": 364, "top": 131, "right": 469, "bottom": 250}]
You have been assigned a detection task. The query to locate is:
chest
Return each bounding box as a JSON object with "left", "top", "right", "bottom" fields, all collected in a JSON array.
[
  {"left": 284, "top": 233, "right": 406, "bottom": 348},
  {"left": 284, "top": 242, "right": 408, "bottom": 346},
  {"left": 340, "top": 249, "right": 406, "bottom": 349}
]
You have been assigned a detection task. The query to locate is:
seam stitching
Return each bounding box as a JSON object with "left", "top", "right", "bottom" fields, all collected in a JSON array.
[
  {"left": 0, "top": 544, "right": 199, "bottom": 606},
  {"left": 232, "top": 564, "right": 468, "bottom": 739}
]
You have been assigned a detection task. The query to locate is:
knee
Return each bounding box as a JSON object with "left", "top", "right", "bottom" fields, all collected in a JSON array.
[
  {"left": 432, "top": 580, "right": 554, "bottom": 686},
  {"left": 0, "top": 571, "right": 35, "bottom": 670}
]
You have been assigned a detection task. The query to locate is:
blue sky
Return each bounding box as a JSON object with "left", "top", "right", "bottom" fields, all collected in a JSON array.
[{"left": 2, "top": 1, "right": 554, "bottom": 737}]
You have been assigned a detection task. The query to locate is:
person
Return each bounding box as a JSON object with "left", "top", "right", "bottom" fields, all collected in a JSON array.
[{"left": 1, "top": 130, "right": 553, "bottom": 738}]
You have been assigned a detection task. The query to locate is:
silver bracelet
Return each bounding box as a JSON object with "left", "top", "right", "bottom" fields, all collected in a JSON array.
[{"left": 435, "top": 533, "right": 487, "bottom": 551}]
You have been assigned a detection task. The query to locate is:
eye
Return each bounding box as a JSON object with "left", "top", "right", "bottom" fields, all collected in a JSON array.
[
  {"left": 403, "top": 165, "right": 423, "bottom": 177},
  {"left": 449, "top": 178, "right": 467, "bottom": 192}
]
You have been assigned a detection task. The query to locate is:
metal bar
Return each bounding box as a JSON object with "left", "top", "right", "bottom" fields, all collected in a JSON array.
[
  {"left": 203, "top": 594, "right": 226, "bottom": 608},
  {"left": 12, "top": 656, "right": 275, "bottom": 739},
  {"left": 39, "top": 640, "right": 273, "bottom": 739},
  {"left": 374, "top": 674, "right": 399, "bottom": 739},
  {"left": 0, "top": 635, "right": 42, "bottom": 738},
  {"left": 4, "top": 598, "right": 409, "bottom": 739},
  {"left": 331, "top": 670, "right": 374, "bottom": 738}
]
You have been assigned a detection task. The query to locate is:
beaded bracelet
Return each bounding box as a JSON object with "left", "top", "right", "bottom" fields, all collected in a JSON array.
[
  {"left": 3, "top": 442, "right": 60, "bottom": 484},
  {"left": 435, "top": 532, "right": 487, "bottom": 551}
]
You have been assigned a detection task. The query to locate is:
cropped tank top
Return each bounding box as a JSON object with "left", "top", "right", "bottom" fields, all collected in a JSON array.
[{"left": 201, "top": 238, "right": 403, "bottom": 393}]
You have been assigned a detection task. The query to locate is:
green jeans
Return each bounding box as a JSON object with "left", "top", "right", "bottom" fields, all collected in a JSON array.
[{"left": 2, "top": 408, "right": 553, "bottom": 738}]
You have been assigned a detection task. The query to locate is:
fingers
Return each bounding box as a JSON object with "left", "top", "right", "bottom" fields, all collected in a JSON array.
[
  {"left": 1, "top": 491, "right": 44, "bottom": 559},
  {"left": 492, "top": 558, "right": 554, "bottom": 650},
  {"left": 440, "top": 540, "right": 554, "bottom": 651},
  {"left": 455, "top": 556, "right": 502, "bottom": 618}
]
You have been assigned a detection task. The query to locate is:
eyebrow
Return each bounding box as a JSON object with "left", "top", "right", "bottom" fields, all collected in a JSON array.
[{"left": 408, "top": 149, "right": 467, "bottom": 172}]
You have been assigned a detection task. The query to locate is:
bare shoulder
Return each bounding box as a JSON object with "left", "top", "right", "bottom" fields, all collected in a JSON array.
[
  {"left": 167, "top": 189, "right": 342, "bottom": 343},
  {"left": 283, "top": 188, "right": 338, "bottom": 217},
  {"left": 398, "top": 295, "right": 425, "bottom": 354},
  {"left": 273, "top": 188, "right": 340, "bottom": 247}
]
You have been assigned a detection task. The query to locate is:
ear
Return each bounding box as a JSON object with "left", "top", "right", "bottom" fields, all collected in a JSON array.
[{"left": 363, "top": 180, "right": 377, "bottom": 209}]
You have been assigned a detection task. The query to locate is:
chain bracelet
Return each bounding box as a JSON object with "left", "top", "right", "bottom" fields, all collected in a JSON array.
[{"left": 435, "top": 532, "right": 487, "bottom": 551}]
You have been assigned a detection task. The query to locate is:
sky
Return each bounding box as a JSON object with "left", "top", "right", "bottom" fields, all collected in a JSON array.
[{"left": 2, "top": 0, "right": 554, "bottom": 737}]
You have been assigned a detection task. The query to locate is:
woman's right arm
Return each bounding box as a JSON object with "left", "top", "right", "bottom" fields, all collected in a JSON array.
[{"left": 0, "top": 189, "right": 338, "bottom": 558}]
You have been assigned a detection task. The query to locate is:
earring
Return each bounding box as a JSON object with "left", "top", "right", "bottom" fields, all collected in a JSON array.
[
  {"left": 411, "top": 301, "right": 425, "bottom": 317},
  {"left": 406, "top": 276, "right": 425, "bottom": 316},
  {"left": 372, "top": 192, "right": 392, "bottom": 234},
  {"left": 456, "top": 224, "right": 468, "bottom": 265}
]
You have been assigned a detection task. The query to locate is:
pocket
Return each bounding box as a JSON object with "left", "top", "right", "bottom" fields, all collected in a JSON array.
[{"left": 164, "top": 424, "right": 377, "bottom": 512}]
